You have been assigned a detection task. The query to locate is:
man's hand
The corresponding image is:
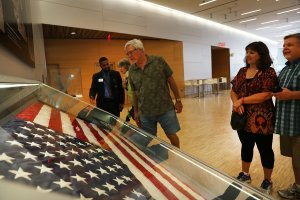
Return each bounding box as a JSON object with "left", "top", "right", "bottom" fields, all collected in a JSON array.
[
  {"left": 273, "top": 88, "right": 294, "bottom": 100},
  {"left": 175, "top": 101, "right": 183, "bottom": 113},
  {"left": 89, "top": 97, "right": 96, "bottom": 105},
  {"left": 133, "top": 110, "right": 141, "bottom": 127},
  {"left": 119, "top": 104, "right": 124, "bottom": 112}
]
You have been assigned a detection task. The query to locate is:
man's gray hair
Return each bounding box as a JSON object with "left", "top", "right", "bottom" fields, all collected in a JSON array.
[
  {"left": 124, "top": 39, "right": 145, "bottom": 51},
  {"left": 118, "top": 58, "right": 131, "bottom": 70}
]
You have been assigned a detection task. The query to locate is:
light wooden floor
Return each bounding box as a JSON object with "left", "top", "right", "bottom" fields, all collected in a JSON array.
[{"left": 121, "top": 91, "right": 293, "bottom": 199}]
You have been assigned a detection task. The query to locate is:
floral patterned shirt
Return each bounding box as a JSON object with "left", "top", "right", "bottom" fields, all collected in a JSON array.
[
  {"left": 129, "top": 55, "right": 174, "bottom": 116},
  {"left": 231, "top": 66, "right": 278, "bottom": 134}
]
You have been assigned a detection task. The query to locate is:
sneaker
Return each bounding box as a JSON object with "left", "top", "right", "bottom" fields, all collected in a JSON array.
[
  {"left": 278, "top": 183, "right": 300, "bottom": 199},
  {"left": 260, "top": 179, "right": 272, "bottom": 194},
  {"left": 236, "top": 172, "right": 251, "bottom": 183}
]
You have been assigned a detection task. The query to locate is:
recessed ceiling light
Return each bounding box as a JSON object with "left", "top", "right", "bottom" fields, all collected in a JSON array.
[
  {"left": 261, "top": 20, "right": 279, "bottom": 24},
  {"left": 199, "top": 0, "right": 216, "bottom": 6},
  {"left": 290, "top": 20, "right": 300, "bottom": 23},
  {"left": 241, "top": 9, "right": 261, "bottom": 15},
  {"left": 70, "top": 32, "right": 76, "bottom": 35},
  {"left": 255, "top": 26, "right": 270, "bottom": 30},
  {"left": 239, "top": 18, "right": 257, "bottom": 23},
  {"left": 276, "top": 25, "right": 292, "bottom": 29},
  {"left": 277, "top": 8, "right": 300, "bottom": 15}
]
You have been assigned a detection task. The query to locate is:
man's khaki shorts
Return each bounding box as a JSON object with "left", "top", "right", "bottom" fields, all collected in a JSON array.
[{"left": 280, "top": 135, "right": 300, "bottom": 168}]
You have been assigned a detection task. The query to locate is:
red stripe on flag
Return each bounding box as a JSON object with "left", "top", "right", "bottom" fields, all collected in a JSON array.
[
  {"left": 112, "top": 132, "right": 200, "bottom": 200},
  {"left": 84, "top": 121, "right": 112, "bottom": 151},
  {"left": 16, "top": 102, "right": 43, "bottom": 121},
  {"left": 93, "top": 126, "right": 178, "bottom": 200},
  {"left": 71, "top": 117, "right": 89, "bottom": 142},
  {"left": 48, "top": 108, "right": 62, "bottom": 133}
]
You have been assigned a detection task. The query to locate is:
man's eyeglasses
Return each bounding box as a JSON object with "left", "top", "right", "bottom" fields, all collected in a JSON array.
[{"left": 126, "top": 48, "right": 137, "bottom": 57}]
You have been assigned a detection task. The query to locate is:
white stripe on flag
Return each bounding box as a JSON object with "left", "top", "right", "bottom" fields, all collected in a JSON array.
[
  {"left": 76, "top": 118, "right": 100, "bottom": 145},
  {"left": 60, "top": 112, "right": 76, "bottom": 137},
  {"left": 91, "top": 123, "right": 198, "bottom": 200},
  {"left": 33, "top": 105, "right": 51, "bottom": 127},
  {"left": 90, "top": 123, "right": 168, "bottom": 200},
  {"left": 108, "top": 130, "right": 204, "bottom": 200}
]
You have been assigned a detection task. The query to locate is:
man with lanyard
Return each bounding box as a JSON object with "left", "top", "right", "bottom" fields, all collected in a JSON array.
[{"left": 89, "top": 57, "right": 124, "bottom": 117}]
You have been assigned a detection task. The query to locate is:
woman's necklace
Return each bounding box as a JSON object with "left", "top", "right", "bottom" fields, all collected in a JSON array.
[{"left": 246, "top": 67, "right": 258, "bottom": 79}]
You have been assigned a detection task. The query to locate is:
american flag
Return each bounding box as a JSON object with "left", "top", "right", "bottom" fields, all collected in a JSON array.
[{"left": 0, "top": 102, "right": 204, "bottom": 200}]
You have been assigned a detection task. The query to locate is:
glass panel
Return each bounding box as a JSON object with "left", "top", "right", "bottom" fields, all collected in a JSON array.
[{"left": 0, "top": 76, "right": 272, "bottom": 200}]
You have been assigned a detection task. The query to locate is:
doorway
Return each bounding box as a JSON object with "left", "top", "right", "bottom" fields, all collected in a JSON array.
[{"left": 211, "top": 46, "right": 230, "bottom": 89}]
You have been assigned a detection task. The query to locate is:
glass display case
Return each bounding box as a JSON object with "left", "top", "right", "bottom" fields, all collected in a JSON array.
[{"left": 0, "top": 75, "right": 273, "bottom": 200}]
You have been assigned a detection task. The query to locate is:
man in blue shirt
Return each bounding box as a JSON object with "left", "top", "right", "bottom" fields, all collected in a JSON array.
[{"left": 274, "top": 33, "right": 300, "bottom": 199}]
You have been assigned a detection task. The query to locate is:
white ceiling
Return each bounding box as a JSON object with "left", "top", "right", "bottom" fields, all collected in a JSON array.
[{"left": 145, "top": 0, "right": 300, "bottom": 42}]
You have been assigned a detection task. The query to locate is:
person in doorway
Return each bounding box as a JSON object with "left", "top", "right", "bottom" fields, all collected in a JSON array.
[
  {"left": 118, "top": 58, "right": 134, "bottom": 122},
  {"left": 124, "top": 39, "right": 182, "bottom": 148},
  {"left": 273, "top": 33, "right": 300, "bottom": 199},
  {"left": 89, "top": 57, "right": 125, "bottom": 117},
  {"left": 230, "top": 41, "right": 277, "bottom": 194}
]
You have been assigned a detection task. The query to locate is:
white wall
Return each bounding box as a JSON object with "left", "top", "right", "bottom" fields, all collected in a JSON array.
[
  {"left": 1, "top": 0, "right": 279, "bottom": 82},
  {"left": 0, "top": 0, "right": 46, "bottom": 82}
]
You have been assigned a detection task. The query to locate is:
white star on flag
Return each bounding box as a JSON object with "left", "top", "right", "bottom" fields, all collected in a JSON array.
[
  {"left": 55, "top": 161, "right": 70, "bottom": 170},
  {"left": 21, "top": 126, "right": 31, "bottom": 131},
  {"left": 14, "top": 132, "right": 28, "bottom": 139},
  {"left": 46, "top": 128, "right": 54, "bottom": 132},
  {"left": 54, "top": 179, "right": 72, "bottom": 190},
  {"left": 32, "top": 133, "right": 43, "bottom": 139},
  {"left": 68, "top": 142, "right": 77, "bottom": 147},
  {"left": 57, "top": 135, "right": 65, "bottom": 139},
  {"left": 92, "top": 187, "right": 108, "bottom": 196},
  {"left": 113, "top": 164, "right": 122, "bottom": 169},
  {"left": 107, "top": 166, "right": 116, "bottom": 172},
  {"left": 36, "top": 127, "right": 45, "bottom": 132},
  {"left": 82, "top": 158, "right": 93, "bottom": 165},
  {"left": 113, "top": 177, "right": 126, "bottom": 186},
  {"left": 132, "top": 189, "right": 144, "bottom": 197},
  {"left": 121, "top": 176, "right": 132, "bottom": 182},
  {"left": 68, "top": 148, "right": 79, "bottom": 155},
  {"left": 25, "top": 121, "right": 34, "bottom": 125},
  {"left": 6, "top": 140, "right": 23, "bottom": 147},
  {"left": 42, "top": 141, "right": 55, "bottom": 147},
  {"left": 70, "top": 159, "right": 83, "bottom": 167},
  {"left": 40, "top": 151, "right": 55, "bottom": 158},
  {"left": 97, "top": 167, "right": 108, "bottom": 175},
  {"left": 21, "top": 152, "right": 37, "bottom": 161},
  {"left": 85, "top": 170, "right": 98, "bottom": 179},
  {"left": 91, "top": 157, "right": 101, "bottom": 163},
  {"left": 35, "top": 164, "right": 53, "bottom": 174},
  {"left": 0, "top": 153, "right": 14, "bottom": 164},
  {"left": 71, "top": 174, "right": 87, "bottom": 183},
  {"left": 80, "top": 148, "right": 88, "bottom": 154},
  {"left": 56, "top": 150, "right": 68, "bottom": 156},
  {"left": 103, "top": 182, "right": 117, "bottom": 191},
  {"left": 45, "top": 134, "right": 55, "bottom": 140},
  {"left": 26, "top": 141, "right": 41, "bottom": 148},
  {"left": 9, "top": 167, "right": 32, "bottom": 180},
  {"left": 58, "top": 141, "right": 67, "bottom": 147}
]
